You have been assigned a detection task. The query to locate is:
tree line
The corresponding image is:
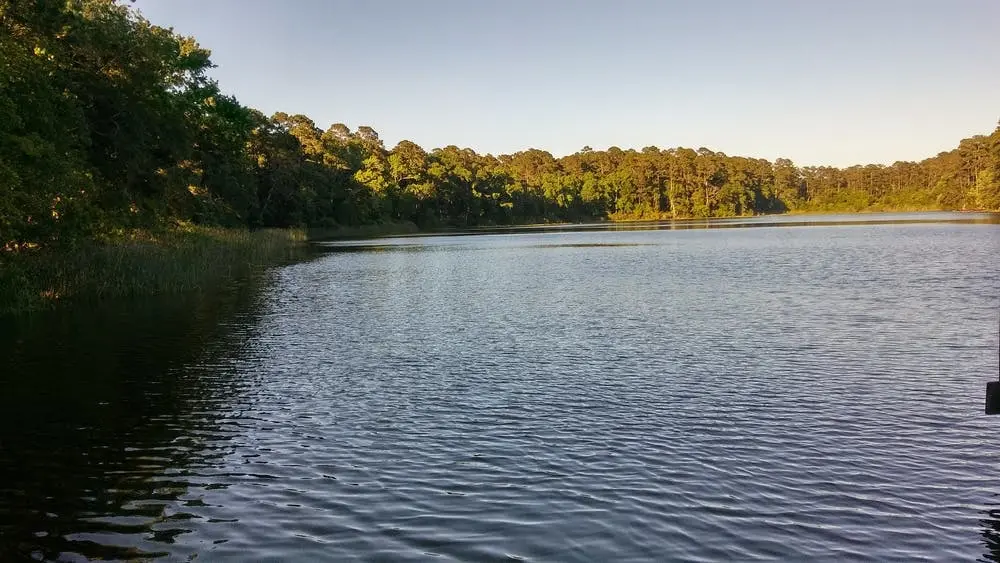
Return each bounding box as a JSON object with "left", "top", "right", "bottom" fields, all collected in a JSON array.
[{"left": 2, "top": 0, "right": 999, "bottom": 251}]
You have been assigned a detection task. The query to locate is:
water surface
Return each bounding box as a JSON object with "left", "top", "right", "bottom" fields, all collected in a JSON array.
[{"left": 2, "top": 212, "right": 999, "bottom": 561}]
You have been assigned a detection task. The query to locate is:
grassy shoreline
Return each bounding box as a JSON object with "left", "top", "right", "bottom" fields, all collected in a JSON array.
[
  {"left": 0, "top": 226, "right": 307, "bottom": 315},
  {"left": 4, "top": 208, "right": 993, "bottom": 315}
]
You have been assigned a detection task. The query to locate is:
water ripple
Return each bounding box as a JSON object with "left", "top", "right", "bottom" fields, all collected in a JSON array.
[{"left": 1, "top": 220, "right": 999, "bottom": 561}]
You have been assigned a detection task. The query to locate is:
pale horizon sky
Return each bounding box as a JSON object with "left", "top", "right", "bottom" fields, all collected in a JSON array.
[{"left": 134, "top": 0, "right": 999, "bottom": 167}]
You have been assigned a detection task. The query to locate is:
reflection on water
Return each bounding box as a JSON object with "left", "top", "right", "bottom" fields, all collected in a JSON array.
[
  {"left": 0, "top": 279, "right": 270, "bottom": 560},
  {"left": 1, "top": 212, "right": 999, "bottom": 561},
  {"left": 319, "top": 211, "right": 1000, "bottom": 254},
  {"left": 983, "top": 501, "right": 1000, "bottom": 562},
  {"left": 319, "top": 210, "right": 1000, "bottom": 240}
]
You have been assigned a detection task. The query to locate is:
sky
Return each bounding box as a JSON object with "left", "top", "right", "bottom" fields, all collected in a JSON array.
[{"left": 133, "top": 0, "right": 1000, "bottom": 167}]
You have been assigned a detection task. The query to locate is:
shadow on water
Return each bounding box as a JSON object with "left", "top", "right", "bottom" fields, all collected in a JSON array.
[
  {"left": 0, "top": 275, "right": 272, "bottom": 560},
  {"left": 416, "top": 210, "right": 1000, "bottom": 237},
  {"left": 983, "top": 498, "right": 1000, "bottom": 562},
  {"left": 318, "top": 211, "right": 1000, "bottom": 254}
]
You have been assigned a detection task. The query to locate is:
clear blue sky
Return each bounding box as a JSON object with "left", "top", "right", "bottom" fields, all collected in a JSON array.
[{"left": 134, "top": 0, "right": 999, "bottom": 167}]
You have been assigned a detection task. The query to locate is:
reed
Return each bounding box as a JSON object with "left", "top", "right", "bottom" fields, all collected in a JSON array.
[{"left": 0, "top": 225, "right": 306, "bottom": 314}]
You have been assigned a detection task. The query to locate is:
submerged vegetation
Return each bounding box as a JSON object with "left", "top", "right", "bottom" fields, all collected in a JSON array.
[{"left": 1, "top": 0, "right": 999, "bottom": 311}]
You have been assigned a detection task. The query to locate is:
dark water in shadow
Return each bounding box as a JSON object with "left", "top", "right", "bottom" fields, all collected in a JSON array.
[
  {"left": 2, "top": 212, "right": 1000, "bottom": 561},
  {"left": 0, "top": 279, "right": 272, "bottom": 561},
  {"left": 320, "top": 210, "right": 1000, "bottom": 242}
]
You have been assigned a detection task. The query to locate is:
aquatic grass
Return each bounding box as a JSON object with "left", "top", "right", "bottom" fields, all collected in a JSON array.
[{"left": 0, "top": 226, "right": 306, "bottom": 314}]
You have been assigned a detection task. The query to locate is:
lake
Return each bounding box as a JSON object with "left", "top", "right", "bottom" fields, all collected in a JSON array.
[{"left": 2, "top": 212, "right": 999, "bottom": 561}]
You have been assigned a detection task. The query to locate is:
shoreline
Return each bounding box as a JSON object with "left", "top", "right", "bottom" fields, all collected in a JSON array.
[
  {"left": 0, "top": 226, "right": 307, "bottom": 315},
  {"left": 4, "top": 208, "right": 996, "bottom": 315}
]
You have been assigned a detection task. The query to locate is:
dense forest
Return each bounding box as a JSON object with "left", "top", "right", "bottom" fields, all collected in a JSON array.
[{"left": 2, "top": 0, "right": 999, "bottom": 252}]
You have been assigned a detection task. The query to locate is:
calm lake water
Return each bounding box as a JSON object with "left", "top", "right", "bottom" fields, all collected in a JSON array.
[{"left": 2, "top": 212, "right": 999, "bottom": 561}]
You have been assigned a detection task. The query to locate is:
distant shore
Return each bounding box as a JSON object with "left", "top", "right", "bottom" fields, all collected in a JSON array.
[{"left": 5, "top": 207, "right": 997, "bottom": 315}]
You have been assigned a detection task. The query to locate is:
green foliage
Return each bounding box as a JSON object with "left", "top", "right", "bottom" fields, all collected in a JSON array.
[{"left": 2, "top": 0, "right": 999, "bottom": 259}]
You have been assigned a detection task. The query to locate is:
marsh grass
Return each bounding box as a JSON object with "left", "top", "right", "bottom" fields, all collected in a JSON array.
[{"left": 0, "top": 225, "right": 306, "bottom": 314}]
